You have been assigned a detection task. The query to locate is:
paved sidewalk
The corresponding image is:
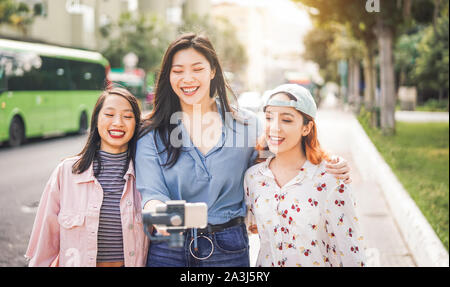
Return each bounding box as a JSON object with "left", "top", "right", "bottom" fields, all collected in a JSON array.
[
  {"left": 316, "top": 97, "right": 416, "bottom": 267},
  {"left": 249, "top": 94, "right": 417, "bottom": 267}
]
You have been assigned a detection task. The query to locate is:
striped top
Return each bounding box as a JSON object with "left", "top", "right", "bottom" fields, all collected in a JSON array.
[{"left": 94, "top": 150, "right": 128, "bottom": 263}]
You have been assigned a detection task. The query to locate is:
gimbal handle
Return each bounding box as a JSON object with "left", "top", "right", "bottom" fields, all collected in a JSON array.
[{"left": 142, "top": 210, "right": 186, "bottom": 248}]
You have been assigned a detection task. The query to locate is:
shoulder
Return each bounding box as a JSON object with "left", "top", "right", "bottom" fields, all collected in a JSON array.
[
  {"left": 45, "top": 156, "right": 81, "bottom": 183},
  {"left": 244, "top": 161, "right": 264, "bottom": 181},
  {"left": 58, "top": 156, "right": 81, "bottom": 171},
  {"left": 315, "top": 160, "right": 328, "bottom": 177},
  {"left": 137, "top": 129, "right": 155, "bottom": 144},
  {"left": 137, "top": 129, "right": 160, "bottom": 152},
  {"left": 312, "top": 160, "right": 350, "bottom": 194},
  {"left": 234, "top": 106, "right": 258, "bottom": 121},
  {"left": 311, "top": 160, "right": 338, "bottom": 185},
  {"left": 229, "top": 106, "right": 262, "bottom": 142},
  {"left": 230, "top": 106, "right": 260, "bottom": 127}
]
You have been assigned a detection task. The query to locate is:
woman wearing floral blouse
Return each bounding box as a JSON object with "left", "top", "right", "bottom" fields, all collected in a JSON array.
[{"left": 244, "top": 84, "right": 366, "bottom": 267}]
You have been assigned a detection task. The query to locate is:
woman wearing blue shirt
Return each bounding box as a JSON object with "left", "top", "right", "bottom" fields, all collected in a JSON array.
[{"left": 135, "top": 33, "right": 351, "bottom": 267}]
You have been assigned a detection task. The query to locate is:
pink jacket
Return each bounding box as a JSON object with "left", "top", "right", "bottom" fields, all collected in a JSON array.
[{"left": 25, "top": 156, "right": 149, "bottom": 267}]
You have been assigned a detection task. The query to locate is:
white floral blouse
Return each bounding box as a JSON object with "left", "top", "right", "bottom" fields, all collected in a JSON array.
[{"left": 244, "top": 156, "right": 366, "bottom": 267}]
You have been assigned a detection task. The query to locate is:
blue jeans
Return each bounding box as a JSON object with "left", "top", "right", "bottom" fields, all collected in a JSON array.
[{"left": 146, "top": 223, "right": 250, "bottom": 267}]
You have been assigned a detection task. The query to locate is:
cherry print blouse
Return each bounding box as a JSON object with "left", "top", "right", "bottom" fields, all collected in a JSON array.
[{"left": 244, "top": 156, "right": 366, "bottom": 267}]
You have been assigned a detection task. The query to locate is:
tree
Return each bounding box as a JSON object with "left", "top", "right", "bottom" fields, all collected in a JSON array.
[
  {"left": 414, "top": 1, "right": 449, "bottom": 107},
  {"left": 302, "top": 25, "right": 339, "bottom": 84},
  {"left": 179, "top": 14, "right": 247, "bottom": 75},
  {"left": 395, "top": 29, "right": 424, "bottom": 87},
  {"left": 295, "top": 0, "right": 378, "bottom": 122},
  {"left": 328, "top": 24, "right": 365, "bottom": 110},
  {"left": 0, "top": 0, "right": 36, "bottom": 35},
  {"left": 101, "top": 12, "right": 172, "bottom": 73},
  {"left": 294, "top": 0, "right": 437, "bottom": 135}
]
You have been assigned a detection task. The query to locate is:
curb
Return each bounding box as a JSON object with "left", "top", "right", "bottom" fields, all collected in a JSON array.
[{"left": 348, "top": 114, "right": 449, "bottom": 267}]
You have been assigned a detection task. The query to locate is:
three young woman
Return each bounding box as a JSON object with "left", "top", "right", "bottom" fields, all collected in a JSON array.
[
  {"left": 26, "top": 88, "right": 148, "bottom": 267},
  {"left": 244, "top": 84, "right": 366, "bottom": 267},
  {"left": 26, "top": 33, "right": 354, "bottom": 267}
]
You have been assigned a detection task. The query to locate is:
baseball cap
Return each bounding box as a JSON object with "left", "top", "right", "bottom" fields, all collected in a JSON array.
[{"left": 263, "top": 84, "right": 317, "bottom": 119}]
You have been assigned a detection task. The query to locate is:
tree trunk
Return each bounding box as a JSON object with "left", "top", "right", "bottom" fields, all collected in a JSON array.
[
  {"left": 348, "top": 57, "right": 361, "bottom": 112},
  {"left": 363, "top": 42, "right": 379, "bottom": 128},
  {"left": 363, "top": 41, "right": 376, "bottom": 110},
  {"left": 347, "top": 59, "right": 353, "bottom": 105},
  {"left": 376, "top": 20, "right": 396, "bottom": 135}
]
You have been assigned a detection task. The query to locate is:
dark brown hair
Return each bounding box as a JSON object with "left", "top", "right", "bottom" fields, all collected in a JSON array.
[
  {"left": 139, "top": 33, "right": 236, "bottom": 168},
  {"left": 72, "top": 87, "right": 141, "bottom": 176}
]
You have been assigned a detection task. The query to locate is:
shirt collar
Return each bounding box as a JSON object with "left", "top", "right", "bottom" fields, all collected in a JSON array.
[
  {"left": 258, "top": 155, "right": 319, "bottom": 187},
  {"left": 73, "top": 158, "right": 135, "bottom": 183},
  {"left": 177, "top": 98, "right": 227, "bottom": 153}
]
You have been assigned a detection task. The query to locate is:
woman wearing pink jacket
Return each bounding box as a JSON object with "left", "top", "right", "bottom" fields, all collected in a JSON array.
[{"left": 25, "top": 87, "right": 148, "bottom": 267}]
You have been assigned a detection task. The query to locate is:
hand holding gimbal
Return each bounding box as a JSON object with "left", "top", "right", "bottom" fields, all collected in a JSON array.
[{"left": 142, "top": 200, "right": 208, "bottom": 248}]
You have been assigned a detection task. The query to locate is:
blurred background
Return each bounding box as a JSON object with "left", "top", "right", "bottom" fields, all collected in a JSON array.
[{"left": 0, "top": 0, "right": 448, "bottom": 266}]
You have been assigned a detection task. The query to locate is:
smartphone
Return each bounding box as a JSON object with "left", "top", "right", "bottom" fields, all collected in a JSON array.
[{"left": 184, "top": 202, "right": 208, "bottom": 229}]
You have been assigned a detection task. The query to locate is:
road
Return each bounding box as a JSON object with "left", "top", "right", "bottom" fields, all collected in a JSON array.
[{"left": 0, "top": 134, "right": 87, "bottom": 267}]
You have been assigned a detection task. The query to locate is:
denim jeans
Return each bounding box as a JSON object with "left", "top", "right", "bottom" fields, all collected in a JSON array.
[{"left": 146, "top": 223, "right": 250, "bottom": 267}]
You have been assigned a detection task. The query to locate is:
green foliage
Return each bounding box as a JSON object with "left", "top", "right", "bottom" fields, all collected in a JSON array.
[
  {"left": 416, "top": 98, "right": 449, "bottom": 112},
  {"left": 0, "top": 0, "right": 35, "bottom": 33},
  {"left": 296, "top": 0, "right": 377, "bottom": 41},
  {"left": 177, "top": 14, "right": 247, "bottom": 74},
  {"left": 101, "top": 12, "right": 172, "bottom": 73},
  {"left": 302, "top": 25, "right": 339, "bottom": 83},
  {"left": 296, "top": 0, "right": 448, "bottom": 110},
  {"left": 394, "top": 28, "right": 425, "bottom": 86},
  {"left": 414, "top": 2, "right": 449, "bottom": 92}
]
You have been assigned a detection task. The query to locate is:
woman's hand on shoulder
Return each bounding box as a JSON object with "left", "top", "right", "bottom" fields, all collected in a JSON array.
[{"left": 325, "top": 155, "right": 352, "bottom": 184}]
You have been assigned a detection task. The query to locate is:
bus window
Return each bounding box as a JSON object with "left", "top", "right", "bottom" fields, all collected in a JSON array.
[
  {"left": 69, "top": 60, "right": 106, "bottom": 90},
  {"left": 7, "top": 56, "right": 71, "bottom": 91},
  {"left": 0, "top": 66, "right": 5, "bottom": 92}
]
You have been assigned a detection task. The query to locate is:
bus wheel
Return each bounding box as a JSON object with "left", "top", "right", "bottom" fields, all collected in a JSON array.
[
  {"left": 78, "top": 111, "right": 88, "bottom": 134},
  {"left": 9, "top": 116, "right": 25, "bottom": 147}
]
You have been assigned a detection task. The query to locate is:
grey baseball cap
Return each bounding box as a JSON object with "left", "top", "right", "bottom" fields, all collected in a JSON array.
[{"left": 263, "top": 84, "right": 317, "bottom": 119}]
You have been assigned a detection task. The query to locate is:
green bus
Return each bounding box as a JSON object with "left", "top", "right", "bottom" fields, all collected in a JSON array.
[{"left": 0, "top": 39, "right": 110, "bottom": 146}]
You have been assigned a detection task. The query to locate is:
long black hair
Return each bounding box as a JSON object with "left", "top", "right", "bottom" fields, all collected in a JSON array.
[
  {"left": 72, "top": 87, "right": 141, "bottom": 176},
  {"left": 139, "top": 33, "right": 237, "bottom": 168}
]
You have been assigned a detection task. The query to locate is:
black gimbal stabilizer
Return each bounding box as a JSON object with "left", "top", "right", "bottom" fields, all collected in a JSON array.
[{"left": 142, "top": 200, "right": 207, "bottom": 248}]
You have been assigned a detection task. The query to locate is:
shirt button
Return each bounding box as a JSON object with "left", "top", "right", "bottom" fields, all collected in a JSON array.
[
  {"left": 127, "top": 200, "right": 132, "bottom": 206},
  {"left": 128, "top": 224, "right": 134, "bottom": 230},
  {"left": 129, "top": 251, "right": 135, "bottom": 257}
]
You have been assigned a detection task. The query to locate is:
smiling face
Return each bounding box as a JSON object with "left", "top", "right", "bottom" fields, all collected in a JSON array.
[
  {"left": 264, "top": 93, "right": 313, "bottom": 155},
  {"left": 97, "top": 95, "right": 136, "bottom": 154},
  {"left": 170, "top": 47, "right": 216, "bottom": 109}
]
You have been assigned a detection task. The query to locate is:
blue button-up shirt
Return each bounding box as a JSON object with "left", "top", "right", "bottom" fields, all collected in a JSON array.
[{"left": 135, "top": 105, "right": 261, "bottom": 224}]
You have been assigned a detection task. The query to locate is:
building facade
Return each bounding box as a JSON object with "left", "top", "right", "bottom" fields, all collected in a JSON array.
[{"left": 1, "top": 0, "right": 210, "bottom": 50}]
